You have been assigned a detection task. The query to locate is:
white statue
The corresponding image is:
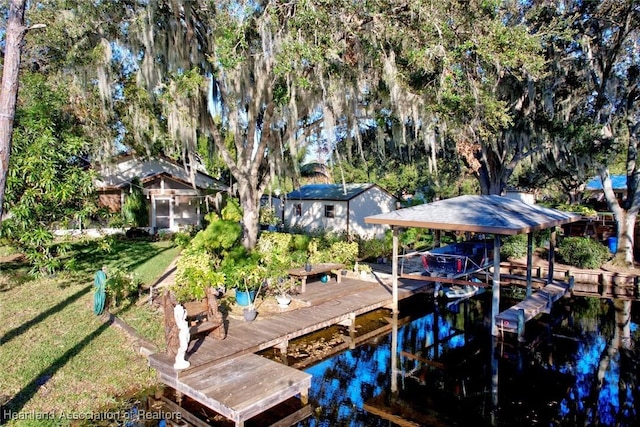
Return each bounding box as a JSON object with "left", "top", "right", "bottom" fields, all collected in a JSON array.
[{"left": 173, "top": 304, "right": 191, "bottom": 370}]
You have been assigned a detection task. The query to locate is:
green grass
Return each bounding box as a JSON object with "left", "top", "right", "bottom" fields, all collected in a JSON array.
[{"left": 0, "top": 238, "right": 180, "bottom": 425}]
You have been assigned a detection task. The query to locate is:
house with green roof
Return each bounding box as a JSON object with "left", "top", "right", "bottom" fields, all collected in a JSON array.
[{"left": 284, "top": 183, "right": 397, "bottom": 238}]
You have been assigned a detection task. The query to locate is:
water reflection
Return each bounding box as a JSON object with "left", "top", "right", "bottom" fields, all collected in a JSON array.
[{"left": 301, "top": 296, "right": 639, "bottom": 426}]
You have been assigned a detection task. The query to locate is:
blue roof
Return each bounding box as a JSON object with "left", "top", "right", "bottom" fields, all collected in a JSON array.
[
  {"left": 287, "top": 183, "right": 379, "bottom": 201},
  {"left": 586, "top": 175, "right": 627, "bottom": 191}
]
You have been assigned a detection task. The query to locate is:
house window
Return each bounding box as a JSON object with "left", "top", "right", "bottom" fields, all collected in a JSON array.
[
  {"left": 294, "top": 204, "right": 302, "bottom": 216},
  {"left": 324, "top": 205, "right": 335, "bottom": 218}
]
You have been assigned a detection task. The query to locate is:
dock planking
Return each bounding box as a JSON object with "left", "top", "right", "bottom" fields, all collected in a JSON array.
[
  {"left": 156, "top": 353, "right": 311, "bottom": 427},
  {"left": 149, "top": 276, "right": 429, "bottom": 375},
  {"left": 495, "top": 282, "right": 570, "bottom": 341}
]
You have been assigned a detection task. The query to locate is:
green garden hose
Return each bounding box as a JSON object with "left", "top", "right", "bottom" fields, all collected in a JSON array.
[{"left": 93, "top": 269, "right": 107, "bottom": 315}]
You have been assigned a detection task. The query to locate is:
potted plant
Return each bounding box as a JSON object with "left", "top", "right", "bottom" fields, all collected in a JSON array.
[
  {"left": 225, "top": 259, "right": 265, "bottom": 306},
  {"left": 266, "top": 276, "right": 295, "bottom": 308},
  {"left": 240, "top": 266, "right": 266, "bottom": 321},
  {"left": 261, "top": 252, "right": 295, "bottom": 307}
]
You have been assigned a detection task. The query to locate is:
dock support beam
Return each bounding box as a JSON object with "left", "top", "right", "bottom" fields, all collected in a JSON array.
[
  {"left": 391, "top": 227, "right": 399, "bottom": 314},
  {"left": 547, "top": 228, "right": 557, "bottom": 284},
  {"left": 517, "top": 309, "right": 525, "bottom": 342},
  {"left": 491, "top": 234, "right": 502, "bottom": 337},
  {"left": 526, "top": 233, "right": 534, "bottom": 297}
]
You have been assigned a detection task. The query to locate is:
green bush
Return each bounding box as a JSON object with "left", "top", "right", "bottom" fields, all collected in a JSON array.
[
  {"left": 221, "top": 251, "right": 263, "bottom": 291},
  {"left": 190, "top": 218, "right": 242, "bottom": 255},
  {"left": 172, "top": 248, "right": 226, "bottom": 302},
  {"left": 259, "top": 206, "right": 280, "bottom": 225},
  {"left": 291, "top": 233, "right": 311, "bottom": 251},
  {"left": 172, "top": 231, "right": 193, "bottom": 248},
  {"left": 256, "top": 231, "right": 292, "bottom": 255},
  {"left": 358, "top": 232, "right": 394, "bottom": 261},
  {"left": 399, "top": 228, "right": 432, "bottom": 251},
  {"left": 501, "top": 234, "right": 528, "bottom": 260},
  {"left": 221, "top": 198, "right": 243, "bottom": 221},
  {"left": 324, "top": 241, "right": 359, "bottom": 266},
  {"left": 121, "top": 177, "right": 149, "bottom": 227},
  {"left": 106, "top": 266, "right": 142, "bottom": 308},
  {"left": 557, "top": 237, "right": 610, "bottom": 269}
]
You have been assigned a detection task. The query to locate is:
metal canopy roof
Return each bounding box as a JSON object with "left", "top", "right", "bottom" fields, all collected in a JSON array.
[
  {"left": 287, "top": 183, "right": 378, "bottom": 201},
  {"left": 365, "top": 195, "right": 581, "bottom": 235}
]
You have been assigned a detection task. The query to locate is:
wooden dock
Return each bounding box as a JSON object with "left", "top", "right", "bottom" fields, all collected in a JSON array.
[
  {"left": 148, "top": 274, "right": 431, "bottom": 425},
  {"left": 154, "top": 353, "right": 312, "bottom": 427},
  {"left": 495, "top": 281, "right": 571, "bottom": 342},
  {"left": 498, "top": 261, "right": 640, "bottom": 300}
]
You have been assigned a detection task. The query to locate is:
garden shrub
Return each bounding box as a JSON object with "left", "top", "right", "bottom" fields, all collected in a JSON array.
[
  {"left": 256, "top": 231, "right": 292, "bottom": 255},
  {"left": 221, "top": 198, "right": 243, "bottom": 222},
  {"left": 291, "top": 233, "right": 311, "bottom": 251},
  {"left": 121, "top": 178, "right": 148, "bottom": 227},
  {"left": 259, "top": 206, "right": 280, "bottom": 226},
  {"left": 173, "top": 248, "right": 225, "bottom": 302},
  {"left": 557, "top": 237, "right": 610, "bottom": 269},
  {"left": 190, "top": 218, "right": 242, "bottom": 255},
  {"left": 173, "top": 231, "right": 193, "bottom": 248},
  {"left": 358, "top": 232, "right": 393, "bottom": 261},
  {"left": 106, "top": 266, "right": 142, "bottom": 308},
  {"left": 325, "top": 241, "right": 359, "bottom": 266},
  {"left": 501, "top": 234, "right": 528, "bottom": 260},
  {"left": 399, "top": 227, "right": 432, "bottom": 251}
]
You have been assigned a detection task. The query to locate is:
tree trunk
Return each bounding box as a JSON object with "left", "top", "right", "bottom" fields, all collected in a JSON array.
[
  {"left": 616, "top": 211, "right": 637, "bottom": 266},
  {"left": 238, "top": 183, "right": 261, "bottom": 250},
  {"left": 600, "top": 171, "right": 637, "bottom": 266},
  {"left": 477, "top": 167, "right": 506, "bottom": 196},
  {"left": 0, "top": 0, "right": 26, "bottom": 221}
]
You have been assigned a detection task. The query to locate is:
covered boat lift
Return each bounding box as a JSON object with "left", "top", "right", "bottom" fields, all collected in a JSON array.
[{"left": 365, "top": 195, "right": 581, "bottom": 337}]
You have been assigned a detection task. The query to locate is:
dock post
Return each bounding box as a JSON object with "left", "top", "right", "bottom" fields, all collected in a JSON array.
[
  {"left": 277, "top": 339, "right": 289, "bottom": 364},
  {"left": 391, "top": 227, "right": 399, "bottom": 313},
  {"left": 526, "top": 232, "right": 533, "bottom": 297},
  {"left": 491, "top": 235, "right": 501, "bottom": 337},
  {"left": 546, "top": 229, "right": 556, "bottom": 284},
  {"left": 569, "top": 276, "right": 575, "bottom": 295},
  {"left": 517, "top": 309, "right": 525, "bottom": 343}
]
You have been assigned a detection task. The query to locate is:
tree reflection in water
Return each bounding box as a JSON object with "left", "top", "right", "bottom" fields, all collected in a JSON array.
[{"left": 300, "top": 296, "right": 639, "bottom": 426}]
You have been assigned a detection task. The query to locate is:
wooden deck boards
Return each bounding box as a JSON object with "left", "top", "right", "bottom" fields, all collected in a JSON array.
[
  {"left": 156, "top": 353, "right": 311, "bottom": 426},
  {"left": 149, "top": 276, "right": 425, "bottom": 374},
  {"left": 495, "top": 282, "right": 570, "bottom": 337}
]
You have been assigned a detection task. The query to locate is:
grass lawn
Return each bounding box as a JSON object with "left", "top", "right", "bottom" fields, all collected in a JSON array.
[{"left": 0, "top": 237, "right": 180, "bottom": 425}]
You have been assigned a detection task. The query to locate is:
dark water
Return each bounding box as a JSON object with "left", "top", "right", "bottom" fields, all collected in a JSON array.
[{"left": 299, "top": 293, "right": 639, "bottom": 426}]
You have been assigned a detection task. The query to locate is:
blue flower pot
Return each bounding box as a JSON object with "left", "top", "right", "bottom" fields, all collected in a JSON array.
[{"left": 235, "top": 289, "right": 256, "bottom": 306}]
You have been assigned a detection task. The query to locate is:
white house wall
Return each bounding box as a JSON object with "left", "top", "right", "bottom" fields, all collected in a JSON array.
[
  {"left": 287, "top": 200, "right": 349, "bottom": 233},
  {"left": 350, "top": 187, "right": 395, "bottom": 238},
  {"left": 284, "top": 186, "right": 395, "bottom": 238}
]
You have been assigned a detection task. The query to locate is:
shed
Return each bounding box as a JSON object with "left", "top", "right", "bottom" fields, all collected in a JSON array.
[
  {"left": 585, "top": 175, "right": 626, "bottom": 203},
  {"left": 284, "top": 183, "right": 397, "bottom": 238},
  {"left": 365, "top": 195, "right": 581, "bottom": 335},
  {"left": 95, "top": 154, "right": 228, "bottom": 231}
]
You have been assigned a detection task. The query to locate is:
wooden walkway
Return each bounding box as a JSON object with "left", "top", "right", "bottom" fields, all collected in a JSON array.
[
  {"left": 156, "top": 353, "right": 312, "bottom": 427},
  {"left": 148, "top": 274, "right": 431, "bottom": 426},
  {"left": 495, "top": 281, "right": 571, "bottom": 341}
]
